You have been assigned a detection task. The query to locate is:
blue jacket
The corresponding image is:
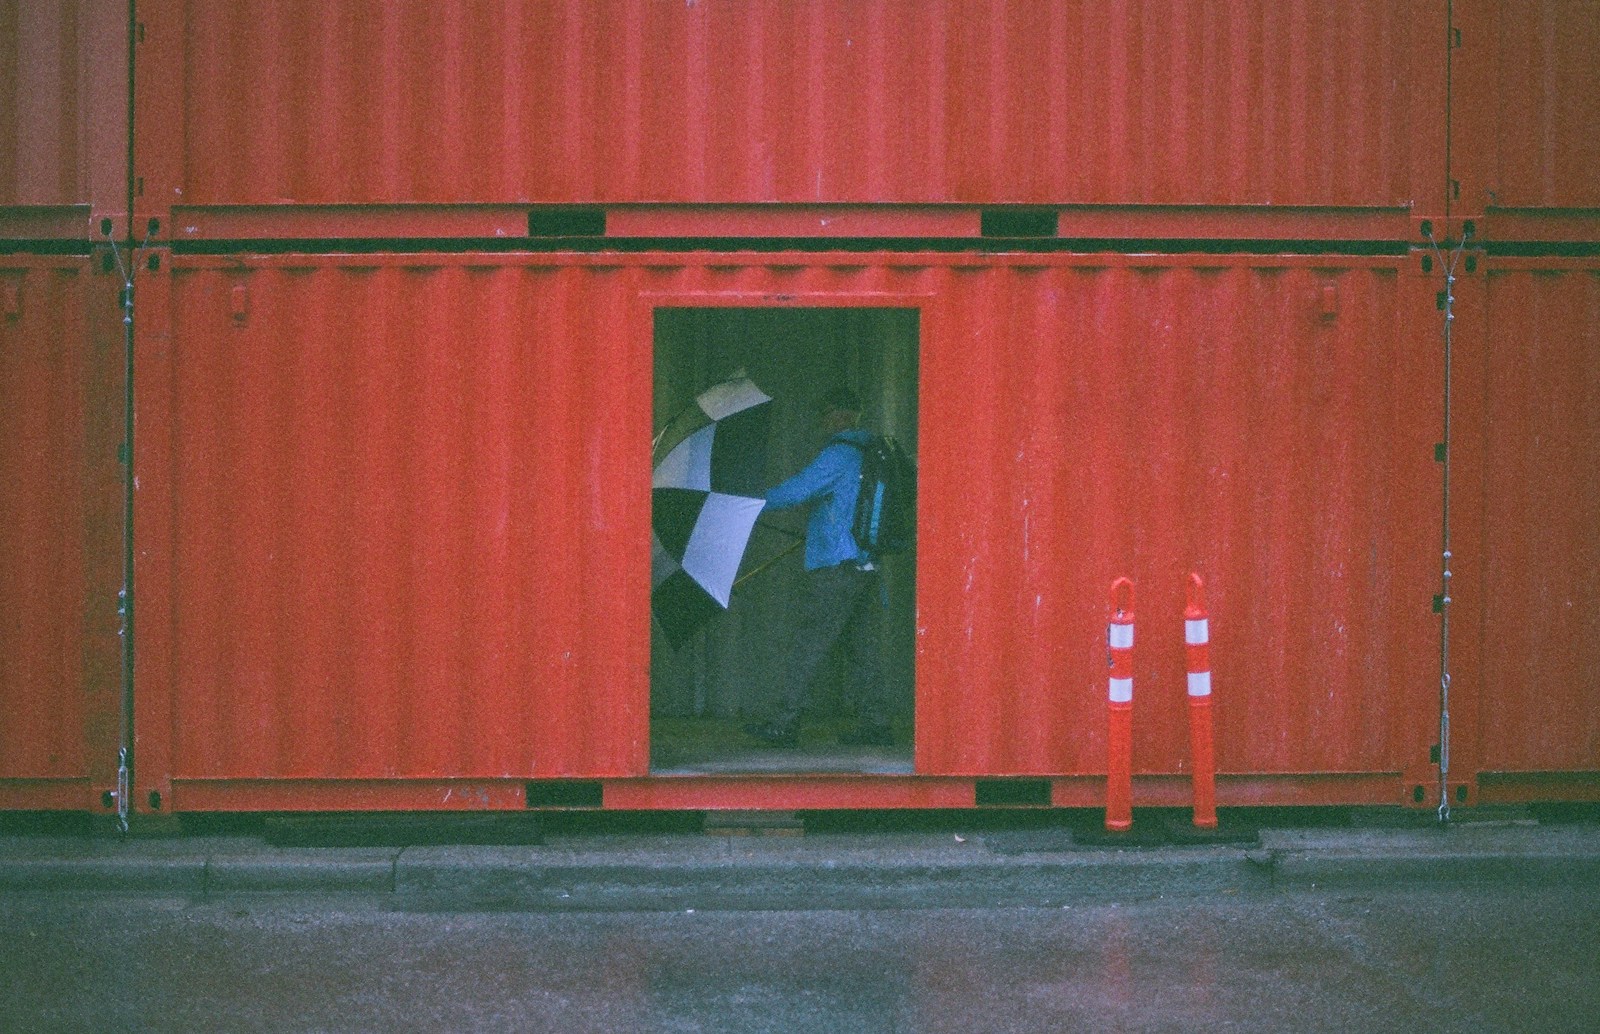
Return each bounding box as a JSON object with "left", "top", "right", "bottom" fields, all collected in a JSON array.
[{"left": 765, "top": 429, "right": 871, "bottom": 570}]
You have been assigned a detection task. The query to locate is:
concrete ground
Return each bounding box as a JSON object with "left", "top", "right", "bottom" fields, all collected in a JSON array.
[
  {"left": 4, "top": 883, "right": 1598, "bottom": 1033},
  {"left": 2, "top": 807, "right": 1599, "bottom": 1030},
  {"left": 4, "top": 807, "right": 1599, "bottom": 911},
  {"left": 649, "top": 716, "right": 915, "bottom": 774}
]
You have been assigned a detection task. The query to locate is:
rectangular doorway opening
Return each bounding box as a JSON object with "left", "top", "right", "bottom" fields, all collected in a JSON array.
[{"left": 650, "top": 307, "right": 918, "bottom": 775}]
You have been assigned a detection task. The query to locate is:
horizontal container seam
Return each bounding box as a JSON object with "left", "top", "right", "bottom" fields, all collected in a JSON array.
[
  {"left": 167, "top": 237, "right": 1415, "bottom": 258},
  {"left": 0, "top": 240, "right": 97, "bottom": 256},
  {"left": 1481, "top": 241, "right": 1600, "bottom": 258}
]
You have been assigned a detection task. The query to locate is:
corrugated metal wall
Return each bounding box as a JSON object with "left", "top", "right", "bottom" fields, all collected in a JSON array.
[
  {"left": 1477, "top": 259, "right": 1600, "bottom": 779},
  {"left": 0, "top": 0, "right": 129, "bottom": 238},
  {"left": 913, "top": 255, "right": 1438, "bottom": 779},
  {"left": 0, "top": 0, "right": 132, "bottom": 809},
  {"left": 1479, "top": 0, "right": 1600, "bottom": 209},
  {"left": 134, "top": 257, "right": 650, "bottom": 791},
  {"left": 1455, "top": 0, "right": 1600, "bottom": 242},
  {"left": 0, "top": 255, "right": 124, "bottom": 809},
  {"left": 136, "top": 0, "right": 1444, "bottom": 229}
]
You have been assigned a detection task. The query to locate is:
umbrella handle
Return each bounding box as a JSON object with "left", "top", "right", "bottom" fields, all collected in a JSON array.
[
  {"left": 755, "top": 518, "right": 804, "bottom": 541},
  {"left": 732, "top": 538, "right": 805, "bottom": 590}
]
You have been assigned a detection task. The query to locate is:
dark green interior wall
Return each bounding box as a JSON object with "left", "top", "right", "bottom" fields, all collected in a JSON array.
[{"left": 652, "top": 307, "right": 919, "bottom": 722}]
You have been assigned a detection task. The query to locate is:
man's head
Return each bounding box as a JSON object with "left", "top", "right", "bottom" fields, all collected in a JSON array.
[{"left": 816, "top": 385, "right": 862, "bottom": 434}]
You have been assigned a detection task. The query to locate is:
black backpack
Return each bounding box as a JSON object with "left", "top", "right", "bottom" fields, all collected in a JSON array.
[{"left": 836, "top": 434, "right": 917, "bottom": 559}]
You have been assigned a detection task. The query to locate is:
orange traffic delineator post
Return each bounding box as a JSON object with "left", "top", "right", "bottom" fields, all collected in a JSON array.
[
  {"left": 1106, "top": 577, "right": 1135, "bottom": 832},
  {"left": 1185, "top": 573, "right": 1218, "bottom": 829}
]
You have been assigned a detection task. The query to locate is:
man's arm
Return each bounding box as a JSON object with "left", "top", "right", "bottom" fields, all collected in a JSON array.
[{"left": 765, "top": 444, "right": 850, "bottom": 511}]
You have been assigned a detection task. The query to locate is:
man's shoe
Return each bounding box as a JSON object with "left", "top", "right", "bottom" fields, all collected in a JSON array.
[
  {"left": 837, "top": 725, "right": 894, "bottom": 747},
  {"left": 742, "top": 721, "right": 799, "bottom": 748}
]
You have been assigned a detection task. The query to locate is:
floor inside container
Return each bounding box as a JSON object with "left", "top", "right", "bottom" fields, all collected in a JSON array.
[{"left": 650, "top": 717, "right": 914, "bottom": 776}]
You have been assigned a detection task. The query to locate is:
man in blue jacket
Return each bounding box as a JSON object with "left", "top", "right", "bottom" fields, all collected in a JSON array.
[{"left": 744, "top": 386, "right": 892, "bottom": 748}]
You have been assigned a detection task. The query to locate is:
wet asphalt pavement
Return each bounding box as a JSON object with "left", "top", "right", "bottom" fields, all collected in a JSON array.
[{"left": 3, "top": 883, "right": 1597, "bottom": 1033}]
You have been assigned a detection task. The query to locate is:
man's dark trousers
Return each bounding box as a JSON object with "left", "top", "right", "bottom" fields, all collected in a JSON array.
[{"left": 773, "top": 564, "right": 887, "bottom": 732}]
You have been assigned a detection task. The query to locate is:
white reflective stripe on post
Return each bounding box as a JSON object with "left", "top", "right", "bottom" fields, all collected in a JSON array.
[
  {"left": 1109, "top": 677, "right": 1133, "bottom": 703},
  {"left": 1185, "top": 619, "right": 1209, "bottom": 645},
  {"left": 1187, "top": 670, "right": 1212, "bottom": 697},
  {"left": 1109, "top": 623, "right": 1134, "bottom": 649}
]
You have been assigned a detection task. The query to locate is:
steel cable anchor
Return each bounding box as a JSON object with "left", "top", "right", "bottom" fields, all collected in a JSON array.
[{"left": 1423, "top": 222, "right": 1473, "bottom": 824}]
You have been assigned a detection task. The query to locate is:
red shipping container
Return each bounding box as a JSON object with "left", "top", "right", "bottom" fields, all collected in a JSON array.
[
  {"left": 5, "top": 0, "right": 1593, "bottom": 818},
  {"left": 1452, "top": 0, "right": 1600, "bottom": 242},
  {"left": 131, "top": 250, "right": 1443, "bottom": 813},
  {"left": 0, "top": 0, "right": 130, "bottom": 240},
  {"left": 1462, "top": 257, "right": 1600, "bottom": 804},
  {"left": 0, "top": 253, "right": 125, "bottom": 811},
  {"left": 132, "top": 0, "right": 1448, "bottom": 242}
]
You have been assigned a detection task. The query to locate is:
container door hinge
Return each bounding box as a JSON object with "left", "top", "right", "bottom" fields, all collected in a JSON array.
[
  {"left": 1434, "top": 443, "right": 1446, "bottom": 463},
  {"left": 1430, "top": 744, "right": 1442, "bottom": 764},
  {"left": 1432, "top": 594, "right": 1445, "bottom": 614}
]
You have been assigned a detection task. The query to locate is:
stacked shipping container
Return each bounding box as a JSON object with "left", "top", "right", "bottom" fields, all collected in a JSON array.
[
  {"left": 0, "top": 0, "right": 129, "bottom": 239},
  {"left": 1, "top": 0, "right": 128, "bottom": 813},
  {"left": 2, "top": 0, "right": 1596, "bottom": 816},
  {"left": 1435, "top": 0, "right": 1600, "bottom": 805}
]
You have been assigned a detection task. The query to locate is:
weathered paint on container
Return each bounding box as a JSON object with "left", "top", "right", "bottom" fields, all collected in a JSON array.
[
  {"left": 0, "top": 253, "right": 125, "bottom": 810},
  {"left": 0, "top": 0, "right": 129, "bottom": 239},
  {"left": 131, "top": 250, "right": 1443, "bottom": 813},
  {"left": 132, "top": 0, "right": 1448, "bottom": 241}
]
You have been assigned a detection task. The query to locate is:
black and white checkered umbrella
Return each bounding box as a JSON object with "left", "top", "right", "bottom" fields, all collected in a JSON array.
[{"left": 651, "top": 375, "right": 772, "bottom": 648}]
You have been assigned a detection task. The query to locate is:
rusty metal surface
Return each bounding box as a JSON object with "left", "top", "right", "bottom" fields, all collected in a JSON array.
[
  {"left": 132, "top": 251, "right": 1440, "bottom": 811},
  {"left": 0, "top": 0, "right": 129, "bottom": 239},
  {"left": 133, "top": 0, "right": 1446, "bottom": 238},
  {"left": 0, "top": 254, "right": 123, "bottom": 810},
  {"left": 1475, "top": 258, "right": 1600, "bottom": 777}
]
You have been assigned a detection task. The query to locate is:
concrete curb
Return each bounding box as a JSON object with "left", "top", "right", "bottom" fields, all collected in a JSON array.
[
  {"left": 3, "top": 824, "right": 1599, "bottom": 909},
  {"left": 0, "top": 855, "right": 208, "bottom": 893},
  {"left": 1266, "top": 851, "right": 1600, "bottom": 889}
]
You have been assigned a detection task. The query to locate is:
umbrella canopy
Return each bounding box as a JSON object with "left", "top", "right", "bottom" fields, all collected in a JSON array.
[{"left": 651, "top": 374, "right": 772, "bottom": 647}]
